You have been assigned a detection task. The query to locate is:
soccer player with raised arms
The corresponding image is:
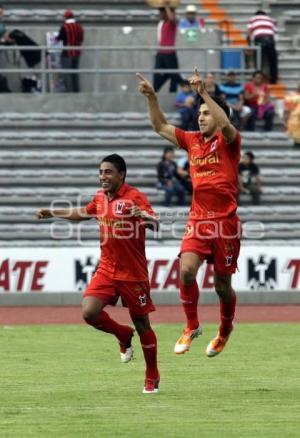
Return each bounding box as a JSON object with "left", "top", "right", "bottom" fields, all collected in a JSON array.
[
  {"left": 36, "top": 154, "right": 160, "bottom": 393},
  {"left": 137, "top": 68, "right": 241, "bottom": 357}
]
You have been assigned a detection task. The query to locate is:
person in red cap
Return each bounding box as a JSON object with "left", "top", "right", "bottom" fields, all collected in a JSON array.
[{"left": 56, "top": 10, "right": 84, "bottom": 92}]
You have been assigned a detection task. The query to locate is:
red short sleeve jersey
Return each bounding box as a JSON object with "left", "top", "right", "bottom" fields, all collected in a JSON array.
[
  {"left": 244, "top": 82, "right": 269, "bottom": 107},
  {"left": 175, "top": 128, "right": 241, "bottom": 220},
  {"left": 86, "top": 183, "right": 156, "bottom": 281}
]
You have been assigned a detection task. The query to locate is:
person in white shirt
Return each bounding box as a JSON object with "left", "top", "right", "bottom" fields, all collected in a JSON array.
[{"left": 247, "top": 10, "right": 278, "bottom": 84}]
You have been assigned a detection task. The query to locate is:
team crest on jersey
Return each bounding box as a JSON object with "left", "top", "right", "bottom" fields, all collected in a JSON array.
[
  {"left": 210, "top": 140, "right": 218, "bottom": 152},
  {"left": 115, "top": 201, "right": 125, "bottom": 214}
]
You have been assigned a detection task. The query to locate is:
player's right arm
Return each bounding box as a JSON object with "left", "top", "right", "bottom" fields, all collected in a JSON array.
[
  {"left": 136, "top": 73, "right": 180, "bottom": 147},
  {"left": 36, "top": 207, "right": 93, "bottom": 221}
]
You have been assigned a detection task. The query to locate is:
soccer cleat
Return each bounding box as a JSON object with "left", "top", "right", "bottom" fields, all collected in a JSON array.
[
  {"left": 143, "top": 376, "right": 160, "bottom": 394},
  {"left": 119, "top": 329, "right": 134, "bottom": 363},
  {"left": 174, "top": 326, "right": 202, "bottom": 354},
  {"left": 206, "top": 326, "right": 233, "bottom": 358}
]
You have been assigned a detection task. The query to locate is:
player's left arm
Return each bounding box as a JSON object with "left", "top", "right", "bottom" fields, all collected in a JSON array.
[
  {"left": 130, "top": 192, "right": 160, "bottom": 231},
  {"left": 130, "top": 205, "right": 159, "bottom": 231},
  {"left": 189, "top": 68, "right": 238, "bottom": 144}
]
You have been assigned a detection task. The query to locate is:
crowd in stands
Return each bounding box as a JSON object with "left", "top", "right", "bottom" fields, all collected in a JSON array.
[
  {"left": 0, "top": 5, "right": 84, "bottom": 92},
  {"left": 0, "top": 2, "right": 298, "bottom": 209},
  {"left": 156, "top": 146, "right": 262, "bottom": 207},
  {"left": 175, "top": 70, "right": 275, "bottom": 132}
]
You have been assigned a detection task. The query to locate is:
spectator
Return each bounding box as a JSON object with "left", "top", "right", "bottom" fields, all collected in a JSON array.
[
  {"left": 153, "top": 1, "right": 183, "bottom": 93},
  {"left": 2, "top": 29, "right": 41, "bottom": 91},
  {"left": 0, "top": 73, "right": 10, "bottom": 92},
  {"left": 0, "top": 6, "right": 10, "bottom": 93},
  {"left": 205, "top": 72, "right": 222, "bottom": 98},
  {"left": 192, "top": 72, "right": 222, "bottom": 115},
  {"left": 0, "top": 5, "right": 6, "bottom": 40},
  {"left": 285, "top": 83, "right": 300, "bottom": 147},
  {"left": 238, "top": 152, "right": 261, "bottom": 205},
  {"left": 179, "top": 5, "right": 205, "bottom": 30},
  {"left": 57, "top": 10, "right": 84, "bottom": 92},
  {"left": 3, "top": 29, "right": 41, "bottom": 68},
  {"left": 175, "top": 79, "right": 198, "bottom": 131},
  {"left": 247, "top": 10, "right": 278, "bottom": 84},
  {"left": 157, "top": 146, "right": 186, "bottom": 206},
  {"left": 177, "top": 156, "right": 192, "bottom": 195},
  {"left": 244, "top": 70, "right": 275, "bottom": 131},
  {"left": 219, "top": 71, "right": 251, "bottom": 130}
]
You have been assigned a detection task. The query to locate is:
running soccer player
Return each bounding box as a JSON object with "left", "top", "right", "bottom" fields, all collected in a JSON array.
[
  {"left": 137, "top": 68, "right": 241, "bottom": 357},
  {"left": 36, "top": 154, "right": 160, "bottom": 393}
]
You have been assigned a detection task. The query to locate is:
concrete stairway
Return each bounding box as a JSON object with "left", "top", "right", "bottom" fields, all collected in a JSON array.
[{"left": 1, "top": 112, "right": 299, "bottom": 247}]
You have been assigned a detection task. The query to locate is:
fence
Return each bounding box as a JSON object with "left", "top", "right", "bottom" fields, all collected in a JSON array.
[{"left": 0, "top": 44, "right": 261, "bottom": 93}]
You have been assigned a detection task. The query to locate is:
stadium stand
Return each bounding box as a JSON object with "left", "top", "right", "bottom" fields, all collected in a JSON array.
[
  {"left": 1, "top": 0, "right": 300, "bottom": 247},
  {"left": 1, "top": 112, "right": 300, "bottom": 245},
  {"left": 1, "top": 0, "right": 300, "bottom": 92}
]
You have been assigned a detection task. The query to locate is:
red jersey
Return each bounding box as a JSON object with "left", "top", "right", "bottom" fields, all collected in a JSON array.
[
  {"left": 86, "top": 183, "right": 156, "bottom": 281},
  {"left": 175, "top": 128, "right": 241, "bottom": 220},
  {"left": 157, "top": 20, "right": 177, "bottom": 54}
]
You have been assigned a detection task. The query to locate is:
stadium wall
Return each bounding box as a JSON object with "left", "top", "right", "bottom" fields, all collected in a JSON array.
[{"left": 0, "top": 246, "right": 300, "bottom": 305}]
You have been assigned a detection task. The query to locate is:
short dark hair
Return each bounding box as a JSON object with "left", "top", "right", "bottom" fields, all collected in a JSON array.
[
  {"left": 255, "top": 10, "right": 266, "bottom": 15},
  {"left": 162, "top": 146, "right": 174, "bottom": 159},
  {"left": 101, "top": 154, "right": 127, "bottom": 179},
  {"left": 181, "top": 79, "right": 190, "bottom": 87},
  {"left": 252, "top": 70, "right": 264, "bottom": 78},
  {"left": 245, "top": 151, "right": 255, "bottom": 160},
  {"left": 158, "top": 7, "right": 175, "bottom": 13},
  {"left": 198, "top": 96, "right": 231, "bottom": 119}
]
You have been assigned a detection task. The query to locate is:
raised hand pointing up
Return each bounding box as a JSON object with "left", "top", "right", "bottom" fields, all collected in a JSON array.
[
  {"left": 136, "top": 73, "right": 155, "bottom": 97},
  {"left": 188, "top": 67, "right": 205, "bottom": 95}
]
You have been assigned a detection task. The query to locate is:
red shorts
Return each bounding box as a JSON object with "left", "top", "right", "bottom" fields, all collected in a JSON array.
[
  {"left": 83, "top": 270, "right": 155, "bottom": 316},
  {"left": 180, "top": 215, "right": 241, "bottom": 275}
]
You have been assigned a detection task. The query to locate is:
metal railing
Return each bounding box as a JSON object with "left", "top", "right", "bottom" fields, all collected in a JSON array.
[{"left": 0, "top": 44, "right": 261, "bottom": 93}]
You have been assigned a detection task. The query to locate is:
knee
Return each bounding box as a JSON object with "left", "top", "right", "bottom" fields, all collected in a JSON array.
[
  {"left": 132, "top": 315, "right": 150, "bottom": 335},
  {"left": 180, "top": 268, "right": 196, "bottom": 286},
  {"left": 214, "top": 278, "right": 227, "bottom": 295},
  {"left": 82, "top": 305, "right": 99, "bottom": 324},
  {"left": 214, "top": 276, "right": 233, "bottom": 297}
]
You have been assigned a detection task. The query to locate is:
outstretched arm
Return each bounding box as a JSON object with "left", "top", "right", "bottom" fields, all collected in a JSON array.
[
  {"left": 189, "top": 68, "right": 237, "bottom": 144},
  {"left": 36, "top": 207, "right": 93, "bottom": 221},
  {"left": 136, "top": 73, "right": 179, "bottom": 147},
  {"left": 130, "top": 205, "right": 159, "bottom": 232}
]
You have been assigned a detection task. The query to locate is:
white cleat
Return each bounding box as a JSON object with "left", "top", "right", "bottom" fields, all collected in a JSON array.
[
  {"left": 174, "top": 326, "right": 203, "bottom": 354},
  {"left": 120, "top": 345, "right": 134, "bottom": 363},
  {"left": 143, "top": 377, "right": 160, "bottom": 394},
  {"left": 119, "top": 329, "right": 134, "bottom": 363}
]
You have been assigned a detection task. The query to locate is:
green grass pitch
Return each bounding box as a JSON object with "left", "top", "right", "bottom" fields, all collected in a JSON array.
[{"left": 0, "top": 323, "right": 299, "bottom": 438}]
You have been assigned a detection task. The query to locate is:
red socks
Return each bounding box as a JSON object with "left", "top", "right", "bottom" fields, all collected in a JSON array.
[
  {"left": 140, "top": 329, "right": 159, "bottom": 380},
  {"left": 219, "top": 292, "right": 236, "bottom": 337},
  {"left": 86, "top": 311, "right": 158, "bottom": 380},
  {"left": 87, "top": 310, "right": 133, "bottom": 344},
  {"left": 179, "top": 280, "right": 200, "bottom": 330}
]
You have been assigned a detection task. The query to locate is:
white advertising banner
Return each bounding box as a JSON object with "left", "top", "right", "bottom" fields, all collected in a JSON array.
[{"left": 0, "top": 246, "right": 299, "bottom": 293}]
